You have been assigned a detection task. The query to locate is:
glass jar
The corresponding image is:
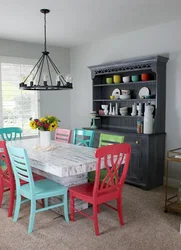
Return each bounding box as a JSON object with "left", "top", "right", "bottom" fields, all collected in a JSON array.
[{"left": 177, "top": 183, "right": 181, "bottom": 204}]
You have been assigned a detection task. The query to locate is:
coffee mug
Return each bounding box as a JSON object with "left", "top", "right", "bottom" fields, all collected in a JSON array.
[
  {"left": 121, "top": 90, "right": 130, "bottom": 95},
  {"left": 113, "top": 75, "right": 121, "bottom": 83},
  {"left": 106, "top": 77, "right": 112, "bottom": 84}
]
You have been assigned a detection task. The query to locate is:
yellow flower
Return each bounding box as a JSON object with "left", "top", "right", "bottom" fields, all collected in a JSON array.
[
  {"left": 40, "top": 117, "right": 47, "bottom": 123},
  {"left": 30, "top": 120, "right": 37, "bottom": 130},
  {"left": 49, "top": 122, "right": 58, "bottom": 131}
]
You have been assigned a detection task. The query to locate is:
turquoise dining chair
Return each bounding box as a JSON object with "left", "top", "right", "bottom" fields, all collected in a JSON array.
[
  {"left": 7, "top": 145, "right": 69, "bottom": 234},
  {"left": 0, "top": 127, "right": 23, "bottom": 169},
  {"left": 0, "top": 127, "right": 22, "bottom": 141},
  {"left": 73, "top": 129, "right": 95, "bottom": 147}
]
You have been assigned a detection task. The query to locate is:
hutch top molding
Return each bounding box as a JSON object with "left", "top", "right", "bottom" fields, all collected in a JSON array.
[{"left": 88, "top": 55, "right": 169, "bottom": 79}]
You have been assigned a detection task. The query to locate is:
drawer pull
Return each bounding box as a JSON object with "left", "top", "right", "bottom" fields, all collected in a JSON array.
[{"left": 136, "top": 141, "right": 139, "bottom": 144}]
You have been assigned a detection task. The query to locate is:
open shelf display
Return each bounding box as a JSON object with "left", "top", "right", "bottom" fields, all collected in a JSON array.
[{"left": 88, "top": 56, "right": 168, "bottom": 134}]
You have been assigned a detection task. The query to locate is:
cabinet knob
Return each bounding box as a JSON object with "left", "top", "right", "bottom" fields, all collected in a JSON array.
[{"left": 136, "top": 141, "right": 139, "bottom": 144}]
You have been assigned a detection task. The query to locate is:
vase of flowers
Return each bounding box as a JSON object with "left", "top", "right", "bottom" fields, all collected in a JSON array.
[{"left": 30, "top": 115, "right": 60, "bottom": 147}]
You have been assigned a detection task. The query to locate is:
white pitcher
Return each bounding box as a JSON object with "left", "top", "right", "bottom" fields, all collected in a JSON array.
[{"left": 143, "top": 104, "right": 154, "bottom": 134}]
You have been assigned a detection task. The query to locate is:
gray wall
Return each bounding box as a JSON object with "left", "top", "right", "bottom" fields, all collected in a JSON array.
[
  {"left": 0, "top": 38, "right": 71, "bottom": 129},
  {"left": 70, "top": 18, "right": 181, "bottom": 182}
]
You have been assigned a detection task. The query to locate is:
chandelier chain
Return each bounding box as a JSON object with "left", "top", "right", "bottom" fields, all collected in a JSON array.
[{"left": 44, "top": 12, "right": 47, "bottom": 52}]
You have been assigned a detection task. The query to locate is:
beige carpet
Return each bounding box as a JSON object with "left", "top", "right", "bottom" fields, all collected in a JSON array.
[{"left": 0, "top": 184, "right": 181, "bottom": 250}]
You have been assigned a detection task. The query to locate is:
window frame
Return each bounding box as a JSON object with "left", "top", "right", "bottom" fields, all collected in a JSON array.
[{"left": 0, "top": 56, "right": 40, "bottom": 138}]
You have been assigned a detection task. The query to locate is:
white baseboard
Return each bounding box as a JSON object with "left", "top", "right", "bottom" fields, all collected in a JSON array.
[{"left": 164, "top": 177, "right": 181, "bottom": 188}]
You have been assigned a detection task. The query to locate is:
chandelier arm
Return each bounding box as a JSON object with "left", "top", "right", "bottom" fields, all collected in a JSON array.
[
  {"left": 46, "top": 56, "right": 53, "bottom": 86},
  {"left": 32, "top": 55, "right": 45, "bottom": 81},
  {"left": 59, "top": 76, "right": 65, "bottom": 86},
  {"left": 37, "top": 55, "right": 45, "bottom": 86},
  {"left": 23, "top": 55, "right": 44, "bottom": 83},
  {"left": 47, "top": 55, "right": 60, "bottom": 74}
]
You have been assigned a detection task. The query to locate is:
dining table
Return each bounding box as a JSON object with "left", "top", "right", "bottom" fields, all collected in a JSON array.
[{"left": 7, "top": 138, "right": 98, "bottom": 214}]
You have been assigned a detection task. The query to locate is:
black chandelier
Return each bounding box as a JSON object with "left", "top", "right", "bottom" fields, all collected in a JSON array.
[{"left": 19, "top": 9, "right": 73, "bottom": 91}]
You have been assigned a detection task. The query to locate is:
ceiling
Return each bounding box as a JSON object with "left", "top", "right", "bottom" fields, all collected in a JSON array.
[{"left": 0, "top": 0, "right": 181, "bottom": 48}]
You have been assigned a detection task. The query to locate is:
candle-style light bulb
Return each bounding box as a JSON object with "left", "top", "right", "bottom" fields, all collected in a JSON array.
[
  {"left": 43, "top": 73, "right": 48, "bottom": 82},
  {"left": 56, "top": 74, "right": 60, "bottom": 82}
]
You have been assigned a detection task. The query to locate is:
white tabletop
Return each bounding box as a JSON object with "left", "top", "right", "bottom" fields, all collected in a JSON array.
[{"left": 8, "top": 138, "right": 97, "bottom": 178}]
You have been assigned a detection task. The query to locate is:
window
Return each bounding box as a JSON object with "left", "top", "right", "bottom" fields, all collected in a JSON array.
[{"left": 0, "top": 57, "right": 40, "bottom": 137}]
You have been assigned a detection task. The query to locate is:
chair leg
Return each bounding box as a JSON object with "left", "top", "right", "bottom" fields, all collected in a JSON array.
[
  {"left": 28, "top": 199, "right": 36, "bottom": 234},
  {"left": 44, "top": 198, "right": 48, "bottom": 208},
  {"left": 8, "top": 189, "right": 15, "bottom": 217},
  {"left": 70, "top": 192, "right": 75, "bottom": 222},
  {"left": 13, "top": 192, "right": 21, "bottom": 222},
  {"left": 0, "top": 180, "right": 4, "bottom": 208},
  {"left": 63, "top": 193, "right": 69, "bottom": 222},
  {"left": 93, "top": 204, "right": 99, "bottom": 236},
  {"left": 117, "top": 196, "right": 124, "bottom": 226},
  {"left": 97, "top": 205, "right": 100, "bottom": 213}
]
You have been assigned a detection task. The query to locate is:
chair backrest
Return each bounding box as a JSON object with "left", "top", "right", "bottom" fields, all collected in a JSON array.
[
  {"left": 73, "top": 129, "right": 95, "bottom": 147},
  {"left": 0, "top": 127, "right": 23, "bottom": 141},
  {"left": 55, "top": 128, "right": 72, "bottom": 143},
  {"left": 93, "top": 143, "right": 131, "bottom": 196},
  {"left": 99, "top": 133, "right": 124, "bottom": 147},
  {"left": 0, "top": 140, "right": 14, "bottom": 183},
  {"left": 7, "top": 145, "right": 34, "bottom": 191}
]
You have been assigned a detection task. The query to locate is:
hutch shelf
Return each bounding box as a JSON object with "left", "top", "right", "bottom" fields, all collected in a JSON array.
[{"left": 87, "top": 55, "right": 169, "bottom": 190}]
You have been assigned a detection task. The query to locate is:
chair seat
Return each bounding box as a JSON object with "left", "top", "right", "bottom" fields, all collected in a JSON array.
[
  {"left": 69, "top": 182, "right": 94, "bottom": 197},
  {"left": 69, "top": 182, "right": 117, "bottom": 204},
  {"left": 20, "top": 179, "right": 67, "bottom": 199}
]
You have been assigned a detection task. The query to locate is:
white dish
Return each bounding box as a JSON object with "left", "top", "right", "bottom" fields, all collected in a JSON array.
[
  {"left": 138, "top": 87, "right": 149, "bottom": 98},
  {"left": 119, "top": 107, "right": 128, "bottom": 111},
  {"left": 120, "top": 110, "right": 128, "bottom": 116},
  {"left": 119, "top": 94, "right": 131, "bottom": 100},
  {"left": 101, "top": 105, "right": 108, "bottom": 109},
  {"left": 112, "top": 88, "right": 121, "bottom": 99}
]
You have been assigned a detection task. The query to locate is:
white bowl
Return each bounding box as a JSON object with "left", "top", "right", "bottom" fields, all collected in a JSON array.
[
  {"left": 122, "top": 76, "right": 130, "bottom": 83},
  {"left": 101, "top": 105, "right": 108, "bottom": 109},
  {"left": 120, "top": 110, "right": 128, "bottom": 116},
  {"left": 119, "top": 94, "right": 131, "bottom": 100},
  {"left": 119, "top": 107, "right": 128, "bottom": 111}
]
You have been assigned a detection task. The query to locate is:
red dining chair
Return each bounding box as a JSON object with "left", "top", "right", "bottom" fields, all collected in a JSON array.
[
  {"left": 54, "top": 128, "right": 72, "bottom": 143},
  {"left": 69, "top": 143, "right": 131, "bottom": 236},
  {"left": 0, "top": 140, "right": 45, "bottom": 217}
]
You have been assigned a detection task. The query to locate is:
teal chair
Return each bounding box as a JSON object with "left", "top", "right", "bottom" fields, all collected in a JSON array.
[
  {"left": 0, "top": 127, "right": 22, "bottom": 141},
  {"left": 88, "top": 133, "right": 125, "bottom": 182},
  {"left": 0, "top": 127, "right": 23, "bottom": 169},
  {"left": 7, "top": 145, "right": 69, "bottom": 234},
  {"left": 73, "top": 129, "right": 95, "bottom": 147}
]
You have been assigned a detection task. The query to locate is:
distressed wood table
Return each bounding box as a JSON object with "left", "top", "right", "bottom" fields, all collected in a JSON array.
[{"left": 8, "top": 138, "right": 98, "bottom": 214}]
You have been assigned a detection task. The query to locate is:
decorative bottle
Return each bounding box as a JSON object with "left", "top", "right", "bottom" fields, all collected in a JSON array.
[
  {"left": 131, "top": 103, "right": 137, "bottom": 116},
  {"left": 109, "top": 103, "right": 112, "bottom": 115}
]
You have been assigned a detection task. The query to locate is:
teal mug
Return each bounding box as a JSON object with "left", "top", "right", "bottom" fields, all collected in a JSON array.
[{"left": 131, "top": 75, "right": 139, "bottom": 82}]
